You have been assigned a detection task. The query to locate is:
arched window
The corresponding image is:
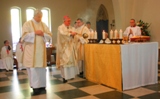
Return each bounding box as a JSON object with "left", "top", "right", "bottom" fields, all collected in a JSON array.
[
  {"left": 10, "top": 7, "right": 21, "bottom": 51},
  {"left": 26, "top": 7, "right": 36, "bottom": 21},
  {"left": 41, "top": 8, "right": 51, "bottom": 31}
]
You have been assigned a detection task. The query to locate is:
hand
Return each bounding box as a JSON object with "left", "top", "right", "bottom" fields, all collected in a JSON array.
[
  {"left": 70, "top": 31, "right": 77, "bottom": 36},
  {"left": 35, "top": 30, "right": 44, "bottom": 36},
  {"left": 129, "top": 29, "right": 133, "bottom": 34}
]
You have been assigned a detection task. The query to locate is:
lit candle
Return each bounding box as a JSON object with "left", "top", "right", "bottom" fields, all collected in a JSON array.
[
  {"left": 114, "top": 30, "right": 118, "bottom": 39},
  {"left": 102, "top": 30, "right": 106, "bottom": 39},
  {"left": 94, "top": 31, "right": 97, "bottom": 39},
  {"left": 119, "top": 29, "right": 123, "bottom": 39},
  {"left": 110, "top": 30, "right": 113, "bottom": 39}
]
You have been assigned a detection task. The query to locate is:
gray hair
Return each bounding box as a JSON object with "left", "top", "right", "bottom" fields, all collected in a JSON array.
[{"left": 34, "top": 9, "right": 43, "bottom": 17}]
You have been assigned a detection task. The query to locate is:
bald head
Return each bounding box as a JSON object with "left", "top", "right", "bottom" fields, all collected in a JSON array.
[{"left": 34, "top": 9, "right": 43, "bottom": 22}]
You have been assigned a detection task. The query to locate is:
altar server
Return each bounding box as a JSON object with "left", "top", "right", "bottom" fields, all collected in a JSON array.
[
  {"left": 21, "top": 9, "right": 52, "bottom": 94},
  {"left": 124, "top": 19, "right": 141, "bottom": 40},
  {"left": 74, "top": 18, "right": 90, "bottom": 77},
  {"left": 56, "top": 16, "right": 79, "bottom": 83},
  {"left": 15, "top": 38, "right": 25, "bottom": 70},
  {"left": 1, "top": 40, "right": 13, "bottom": 71}
]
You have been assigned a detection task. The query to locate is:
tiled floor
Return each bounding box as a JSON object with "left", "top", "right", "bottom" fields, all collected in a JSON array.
[{"left": 0, "top": 65, "right": 159, "bottom": 99}]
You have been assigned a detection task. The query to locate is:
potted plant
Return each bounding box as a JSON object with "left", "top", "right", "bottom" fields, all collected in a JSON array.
[{"left": 137, "top": 20, "right": 151, "bottom": 36}]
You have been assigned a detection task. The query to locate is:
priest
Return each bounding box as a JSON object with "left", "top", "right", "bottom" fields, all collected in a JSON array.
[
  {"left": 56, "top": 16, "right": 79, "bottom": 83},
  {"left": 124, "top": 19, "right": 141, "bottom": 40},
  {"left": 1, "top": 40, "right": 13, "bottom": 71},
  {"left": 74, "top": 18, "right": 90, "bottom": 77},
  {"left": 21, "top": 9, "right": 52, "bottom": 94}
]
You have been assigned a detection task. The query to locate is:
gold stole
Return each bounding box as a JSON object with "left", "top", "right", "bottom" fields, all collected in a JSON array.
[{"left": 31, "top": 21, "right": 47, "bottom": 67}]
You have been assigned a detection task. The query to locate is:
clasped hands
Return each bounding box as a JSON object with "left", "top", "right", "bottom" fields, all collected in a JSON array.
[
  {"left": 35, "top": 30, "right": 44, "bottom": 36},
  {"left": 69, "top": 31, "right": 77, "bottom": 37}
]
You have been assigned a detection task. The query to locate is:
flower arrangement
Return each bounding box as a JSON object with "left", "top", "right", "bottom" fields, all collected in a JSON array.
[{"left": 136, "top": 20, "right": 151, "bottom": 36}]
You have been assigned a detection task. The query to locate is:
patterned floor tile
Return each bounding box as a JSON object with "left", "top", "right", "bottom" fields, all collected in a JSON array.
[
  {"left": 0, "top": 77, "right": 9, "bottom": 82},
  {"left": 123, "top": 87, "right": 156, "bottom": 97},
  {"left": 138, "top": 92, "right": 160, "bottom": 99},
  {"left": 0, "top": 86, "right": 12, "bottom": 93},
  {"left": 94, "top": 91, "right": 133, "bottom": 99},
  {"left": 75, "top": 95, "right": 99, "bottom": 99},
  {"left": 143, "top": 83, "right": 160, "bottom": 91},
  {"left": 0, "top": 81, "right": 12, "bottom": 87},
  {"left": 47, "top": 83, "right": 76, "bottom": 92},
  {"left": 50, "top": 79, "right": 63, "bottom": 85},
  {"left": 79, "top": 85, "right": 114, "bottom": 95},
  {"left": 55, "top": 89, "right": 90, "bottom": 99},
  {"left": 69, "top": 80, "right": 97, "bottom": 88}
]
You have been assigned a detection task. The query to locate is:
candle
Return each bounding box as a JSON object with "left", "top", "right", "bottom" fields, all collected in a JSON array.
[
  {"left": 91, "top": 31, "right": 94, "bottom": 39},
  {"left": 110, "top": 30, "right": 113, "bottom": 39},
  {"left": 119, "top": 29, "right": 123, "bottom": 39},
  {"left": 94, "top": 31, "right": 97, "bottom": 39},
  {"left": 102, "top": 30, "right": 106, "bottom": 39},
  {"left": 114, "top": 30, "right": 118, "bottom": 39}
]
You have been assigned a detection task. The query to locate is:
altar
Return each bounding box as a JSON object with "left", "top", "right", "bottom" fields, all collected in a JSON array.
[{"left": 84, "top": 42, "right": 158, "bottom": 91}]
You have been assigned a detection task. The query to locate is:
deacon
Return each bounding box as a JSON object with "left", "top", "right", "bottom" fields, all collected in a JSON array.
[
  {"left": 124, "top": 19, "right": 141, "bottom": 40},
  {"left": 21, "top": 9, "right": 52, "bottom": 94},
  {"left": 1, "top": 40, "right": 13, "bottom": 71},
  {"left": 56, "top": 16, "right": 79, "bottom": 83},
  {"left": 75, "top": 18, "right": 90, "bottom": 77}
]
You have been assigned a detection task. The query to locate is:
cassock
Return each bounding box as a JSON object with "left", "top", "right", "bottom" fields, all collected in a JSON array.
[
  {"left": 21, "top": 19, "right": 52, "bottom": 88},
  {"left": 74, "top": 25, "right": 90, "bottom": 74},
  {"left": 1, "top": 46, "right": 13, "bottom": 70},
  {"left": 124, "top": 26, "right": 141, "bottom": 40},
  {"left": 56, "top": 24, "right": 79, "bottom": 80},
  {"left": 15, "top": 42, "right": 25, "bottom": 70}
]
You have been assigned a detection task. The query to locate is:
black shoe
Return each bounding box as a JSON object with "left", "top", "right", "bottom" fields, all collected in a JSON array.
[
  {"left": 80, "top": 71, "right": 83, "bottom": 75},
  {"left": 39, "top": 87, "right": 46, "bottom": 91},
  {"left": 63, "top": 78, "right": 67, "bottom": 83},
  {"left": 32, "top": 88, "right": 41, "bottom": 95}
]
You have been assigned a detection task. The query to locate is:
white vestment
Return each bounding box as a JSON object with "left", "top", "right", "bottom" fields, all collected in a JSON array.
[
  {"left": 74, "top": 25, "right": 90, "bottom": 73},
  {"left": 15, "top": 43, "right": 25, "bottom": 70},
  {"left": 0, "top": 46, "right": 13, "bottom": 70},
  {"left": 21, "top": 19, "right": 52, "bottom": 88},
  {"left": 56, "top": 24, "right": 79, "bottom": 80},
  {"left": 124, "top": 26, "right": 141, "bottom": 40}
]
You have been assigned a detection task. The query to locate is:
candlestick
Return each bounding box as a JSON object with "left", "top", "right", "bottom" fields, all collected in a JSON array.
[
  {"left": 119, "top": 29, "right": 123, "bottom": 39},
  {"left": 102, "top": 30, "right": 106, "bottom": 39},
  {"left": 110, "top": 30, "right": 113, "bottom": 39}
]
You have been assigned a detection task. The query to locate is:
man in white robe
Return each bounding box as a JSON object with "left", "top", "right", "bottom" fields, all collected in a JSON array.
[
  {"left": 1, "top": 40, "right": 13, "bottom": 71},
  {"left": 74, "top": 18, "right": 90, "bottom": 77},
  {"left": 86, "top": 21, "right": 94, "bottom": 33},
  {"left": 124, "top": 19, "right": 141, "bottom": 41},
  {"left": 15, "top": 38, "right": 25, "bottom": 70},
  {"left": 21, "top": 10, "right": 52, "bottom": 94},
  {"left": 56, "top": 16, "right": 79, "bottom": 83}
]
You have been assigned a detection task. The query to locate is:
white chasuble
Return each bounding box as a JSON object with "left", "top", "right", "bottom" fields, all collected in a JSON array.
[
  {"left": 21, "top": 19, "right": 52, "bottom": 68},
  {"left": 56, "top": 24, "right": 78, "bottom": 68}
]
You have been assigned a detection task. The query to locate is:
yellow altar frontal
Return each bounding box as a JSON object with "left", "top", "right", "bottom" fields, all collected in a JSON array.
[{"left": 84, "top": 44, "right": 122, "bottom": 90}]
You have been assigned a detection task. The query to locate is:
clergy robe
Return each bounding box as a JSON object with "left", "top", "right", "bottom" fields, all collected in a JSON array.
[
  {"left": 15, "top": 42, "right": 25, "bottom": 70},
  {"left": 124, "top": 26, "right": 141, "bottom": 40},
  {"left": 56, "top": 24, "right": 79, "bottom": 80},
  {"left": 1, "top": 46, "right": 13, "bottom": 70},
  {"left": 74, "top": 25, "right": 90, "bottom": 73},
  {"left": 21, "top": 19, "right": 52, "bottom": 88}
]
